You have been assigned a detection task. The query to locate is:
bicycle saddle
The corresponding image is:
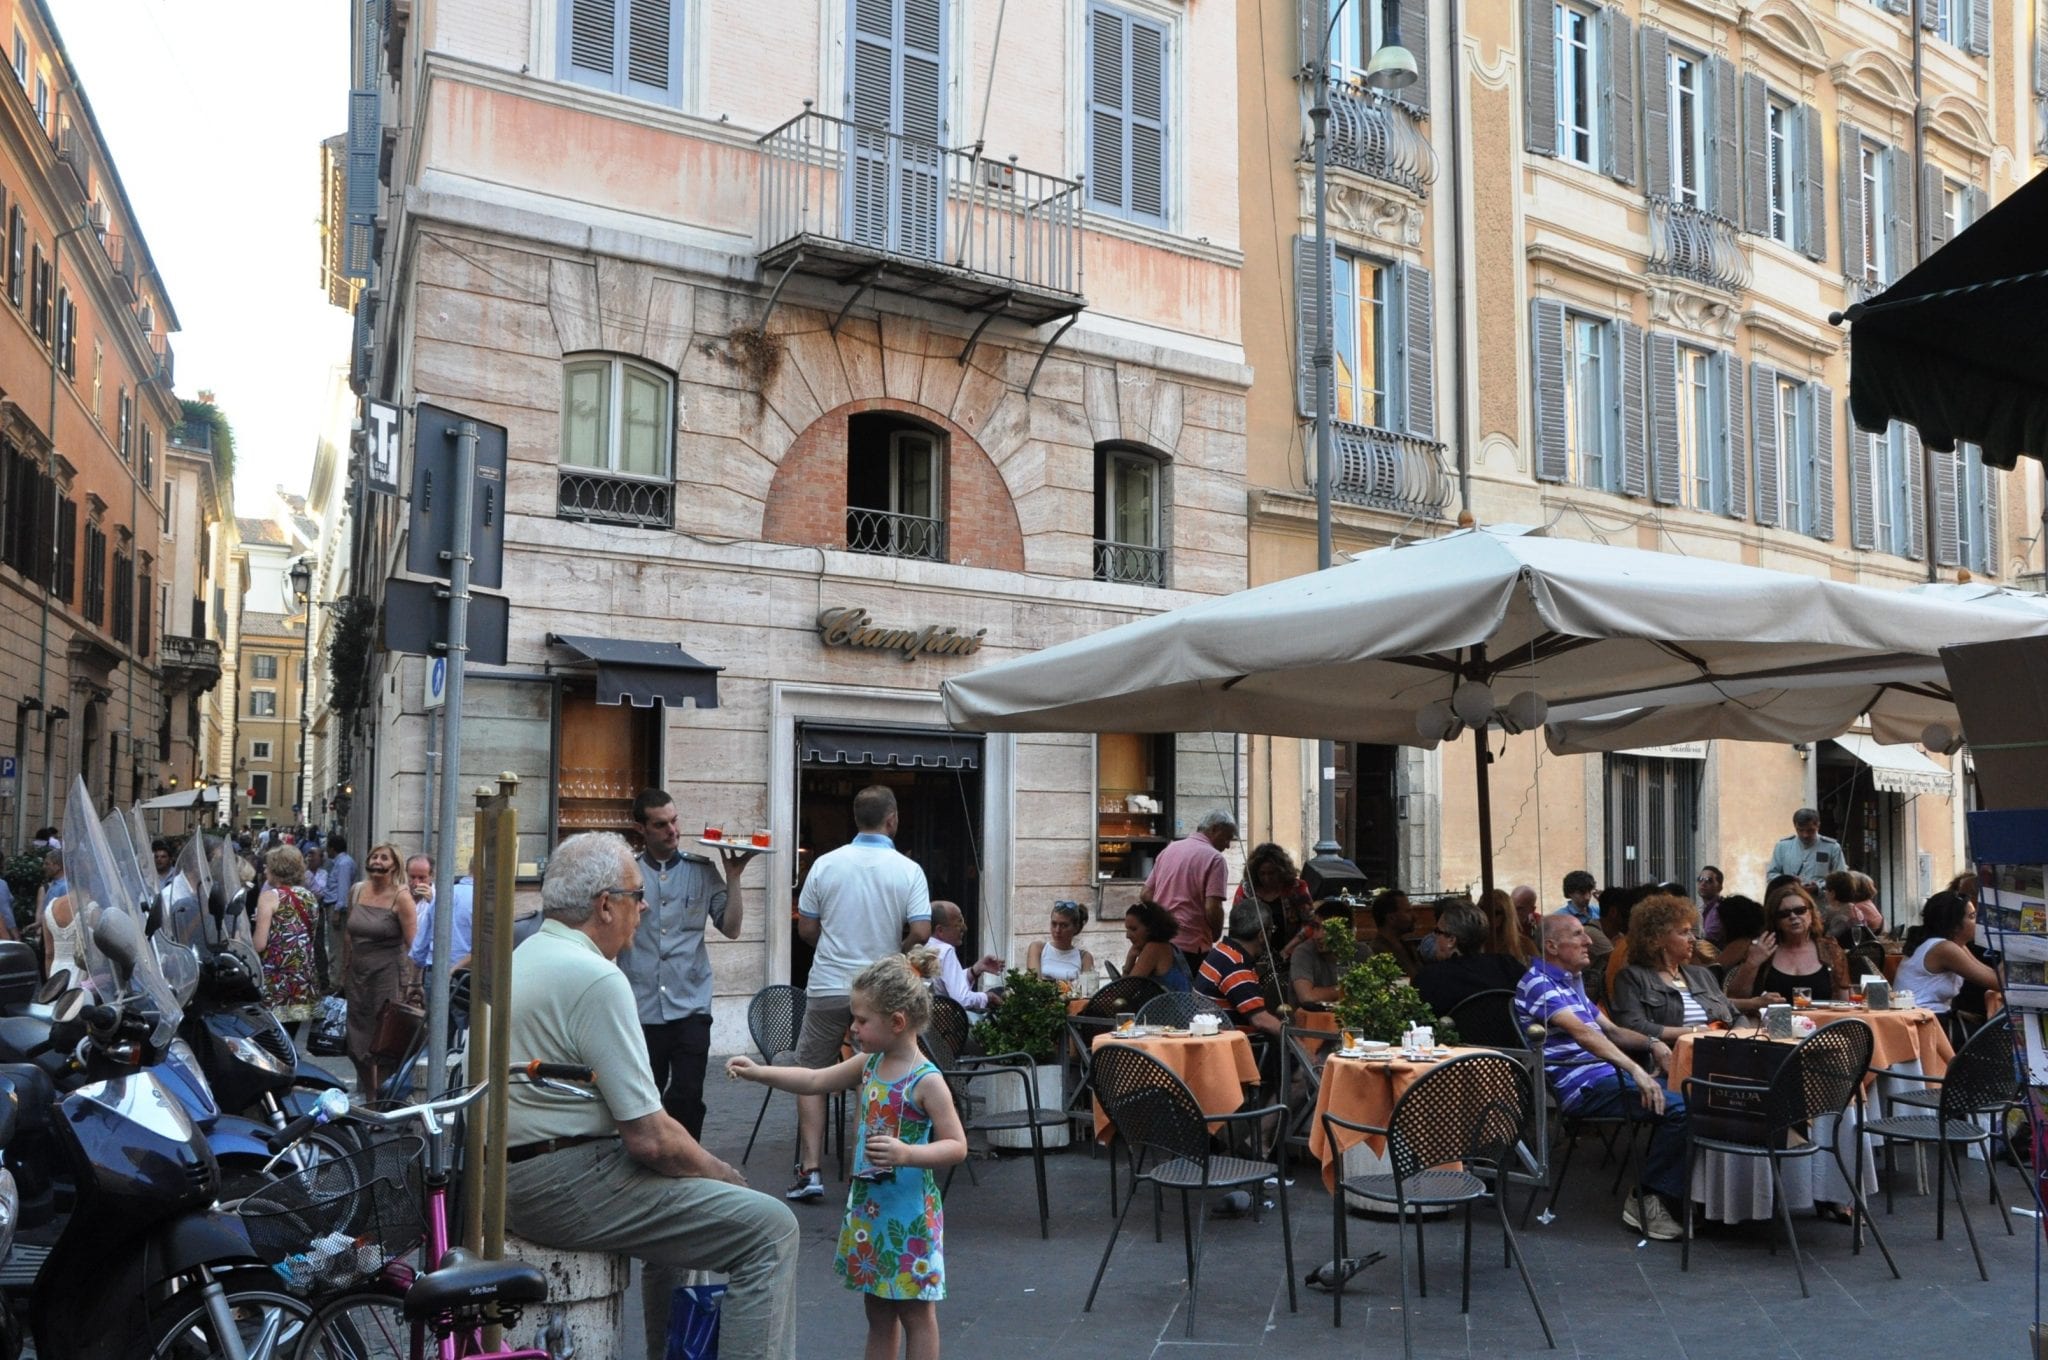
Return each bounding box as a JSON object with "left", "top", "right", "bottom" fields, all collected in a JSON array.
[{"left": 402, "top": 1251, "right": 550, "bottom": 1321}]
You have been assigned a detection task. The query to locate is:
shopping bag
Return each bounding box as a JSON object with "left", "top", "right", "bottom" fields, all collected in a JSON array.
[
  {"left": 1687, "top": 1033, "right": 1792, "bottom": 1144},
  {"left": 309, "top": 996, "right": 348, "bottom": 1056},
  {"left": 665, "top": 1282, "right": 724, "bottom": 1360},
  {"left": 369, "top": 997, "right": 425, "bottom": 1062}
]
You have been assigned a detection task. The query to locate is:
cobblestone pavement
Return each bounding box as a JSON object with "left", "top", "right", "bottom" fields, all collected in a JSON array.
[{"left": 600, "top": 1073, "right": 2048, "bottom": 1359}]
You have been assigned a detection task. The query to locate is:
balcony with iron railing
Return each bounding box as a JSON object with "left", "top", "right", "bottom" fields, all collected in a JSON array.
[
  {"left": 1094, "top": 539, "right": 1166, "bottom": 587},
  {"left": 557, "top": 469, "right": 674, "bottom": 530},
  {"left": 757, "top": 107, "right": 1086, "bottom": 330},
  {"left": 1329, "top": 422, "right": 1453, "bottom": 518},
  {"left": 158, "top": 633, "right": 222, "bottom": 692},
  {"left": 846, "top": 506, "right": 945, "bottom": 563},
  {"left": 1646, "top": 195, "right": 1749, "bottom": 293},
  {"left": 1322, "top": 82, "right": 1435, "bottom": 196}
]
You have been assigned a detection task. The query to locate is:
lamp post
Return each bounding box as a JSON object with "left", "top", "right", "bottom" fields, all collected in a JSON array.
[
  {"left": 1310, "top": 0, "right": 1416, "bottom": 862},
  {"left": 288, "top": 557, "right": 312, "bottom": 833}
]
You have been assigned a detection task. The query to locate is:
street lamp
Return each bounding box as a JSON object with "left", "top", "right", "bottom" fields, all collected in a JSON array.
[{"left": 288, "top": 557, "right": 313, "bottom": 832}]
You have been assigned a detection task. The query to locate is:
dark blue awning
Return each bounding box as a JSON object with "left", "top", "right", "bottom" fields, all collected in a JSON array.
[{"left": 548, "top": 634, "right": 722, "bottom": 709}]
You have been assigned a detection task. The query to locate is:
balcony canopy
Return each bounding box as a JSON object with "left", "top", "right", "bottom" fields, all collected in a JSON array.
[{"left": 547, "top": 634, "right": 722, "bottom": 710}]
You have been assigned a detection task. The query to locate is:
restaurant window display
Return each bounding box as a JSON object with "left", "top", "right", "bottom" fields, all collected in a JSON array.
[
  {"left": 554, "top": 683, "right": 661, "bottom": 846},
  {"left": 1095, "top": 732, "right": 1238, "bottom": 881}
]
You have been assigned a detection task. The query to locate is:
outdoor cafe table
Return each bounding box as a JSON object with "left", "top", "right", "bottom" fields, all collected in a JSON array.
[
  {"left": 1666, "top": 1007, "right": 1952, "bottom": 1223},
  {"left": 1306, "top": 1047, "right": 1485, "bottom": 1193},
  {"left": 1090, "top": 1029, "right": 1260, "bottom": 1142}
]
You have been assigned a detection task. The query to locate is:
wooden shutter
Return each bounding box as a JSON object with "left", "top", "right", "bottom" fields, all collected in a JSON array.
[
  {"left": 1087, "top": 5, "right": 1168, "bottom": 223},
  {"left": 1602, "top": 6, "right": 1634, "bottom": 185},
  {"left": 563, "top": 0, "right": 617, "bottom": 86},
  {"left": 1639, "top": 26, "right": 1670, "bottom": 200},
  {"left": 1393, "top": 0, "right": 1429, "bottom": 110},
  {"left": 1645, "top": 331, "right": 1680, "bottom": 504},
  {"left": 1800, "top": 104, "right": 1826, "bottom": 261},
  {"left": 1710, "top": 57, "right": 1739, "bottom": 220},
  {"left": 1849, "top": 416, "right": 1876, "bottom": 550},
  {"left": 1126, "top": 14, "right": 1169, "bottom": 223},
  {"left": 1984, "top": 464, "right": 2002, "bottom": 574},
  {"left": 1919, "top": 0, "right": 1939, "bottom": 28},
  {"left": 622, "top": 0, "right": 682, "bottom": 104},
  {"left": 1811, "top": 384, "right": 1835, "bottom": 541},
  {"left": 1965, "top": 185, "right": 1988, "bottom": 229},
  {"left": 1722, "top": 350, "right": 1746, "bottom": 520},
  {"left": 1530, "top": 298, "right": 1569, "bottom": 483},
  {"left": 1903, "top": 425, "right": 1926, "bottom": 559},
  {"left": 1933, "top": 447, "right": 1960, "bottom": 567},
  {"left": 1920, "top": 161, "right": 1949, "bottom": 259},
  {"left": 1619, "top": 319, "right": 1648, "bottom": 498},
  {"left": 53, "top": 495, "right": 74, "bottom": 600},
  {"left": 1750, "top": 364, "right": 1780, "bottom": 527},
  {"left": 897, "top": 0, "right": 946, "bottom": 256},
  {"left": 1967, "top": 0, "right": 1989, "bottom": 56},
  {"left": 1885, "top": 145, "right": 1914, "bottom": 276},
  {"left": 1398, "top": 262, "right": 1435, "bottom": 440},
  {"left": 1740, "top": 72, "right": 1768, "bottom": 236},
  {"left": 1294, "top": 234, "right": 1332, "bottom": 418},
  {"left": 1087, "top": 5, "right": 1127, "bottom": 213},
  {"left": 343, "top": 88, "right": 378, "bottom": 279},
  {"left": 1838, "top": 122, "right": 1865, "bottom": 280},
  {"left": 1523, "top": 0, "right": 1556, "bottom": 156}
]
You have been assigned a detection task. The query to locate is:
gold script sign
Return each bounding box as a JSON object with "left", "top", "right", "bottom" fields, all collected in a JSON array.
[{"left": 816, "top": 607, "right": 988, "bottom": 661}]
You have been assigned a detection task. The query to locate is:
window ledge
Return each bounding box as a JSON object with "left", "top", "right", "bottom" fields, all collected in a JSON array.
[{"left": 1080, "top": 209, "right": 1244, "bottom": 269}]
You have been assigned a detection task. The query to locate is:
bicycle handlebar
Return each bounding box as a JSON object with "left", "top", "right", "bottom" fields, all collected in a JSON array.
[{"left": 283, "top": 1063, "right": 599, "bottom": 1143}]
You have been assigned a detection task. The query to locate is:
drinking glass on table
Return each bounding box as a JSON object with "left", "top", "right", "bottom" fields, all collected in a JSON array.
[{"left": 1792, "top": 987, "right": 1813, "bottom": 1009}]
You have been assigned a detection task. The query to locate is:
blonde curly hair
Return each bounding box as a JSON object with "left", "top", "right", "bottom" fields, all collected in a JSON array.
[{"left": 852, "top": 955, "right": 932, "bottom": 1031}]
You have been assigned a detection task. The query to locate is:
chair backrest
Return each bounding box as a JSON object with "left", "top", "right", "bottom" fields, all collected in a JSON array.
[
  {"left": 748, "top": 984, "right": 806, "bottom": 1061},
  {"left": 1280, "top": 1023, "right": 1336, "bottom": 1147},
  {"left": 1136, "top": 991, "right": 1226, "bottom": 1028},
  {"left": 1764, "top": 1019, "right": 1874, "bottom": 1133},
  {"left": 1385, "top": 1053, "right": 1530, "bottom": 1180},
  {"left": 1091, "top": 1043, "right": 1213, "bottom": 1166},
  {"left": 1083, "top": 973, "right": 1166, "bottom": 1018},
  {"left": 1940, "top": 1009, "right": 2018, "bottom": 1119},
  {"left": 1444, "top": 989, "right": 1523, "bottom": 1049},
  {"left": 929, "top": 994, "right": 972, "bottom": 1060}
]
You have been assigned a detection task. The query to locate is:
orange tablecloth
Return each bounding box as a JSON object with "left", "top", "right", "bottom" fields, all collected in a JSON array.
[
  {"left": 1667, "top": 1007, "right": 1953, "bottom": 1092},
  {"left": 1296, "top": 1009, "right": 1339, "bottom": 1034},
  {"left": 1305, "top": 1048, "right": 1483, "bottom": 1190},
  {"left": 1090, "top": 1030, "right": 1259, "bottom": 1141}
]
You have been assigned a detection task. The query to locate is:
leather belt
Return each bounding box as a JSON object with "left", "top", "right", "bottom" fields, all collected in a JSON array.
[{"left": 505, "top": 1134, "right": 614, "bottom": 1164}]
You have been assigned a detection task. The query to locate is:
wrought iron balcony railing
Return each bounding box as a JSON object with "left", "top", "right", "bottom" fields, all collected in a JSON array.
[
  {"left": 158, "top": 634, "right": 223, "bottom": 692},
  {"left": 757, "top": 107, "right": 1084, "bottom": 328},
  {"left": 1094, "top": 539, "right": 1166, "bottom": 587},
  {"left": 846, "top": 506, "right": 945, "bottom": 562},
  {"left": 557, "top": 469, "right": 674, "bottom": 530},
  {"left": 1323, "top": 83, "right": 1435, "bottom": 196},
  {"left": 1330, "top": 422, "right": 1453, "bottom": 518},
  {"left": 1646, "top": 196, "right": 1749, "bottom": 293}
]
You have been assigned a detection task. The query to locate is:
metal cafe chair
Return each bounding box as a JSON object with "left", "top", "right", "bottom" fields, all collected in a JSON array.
[
  {"left": 1319, "top": 1052, "right": 1553, "bottom": 1358},
  {"left": 740, "top": 984, "right": 805, "bottom": 1165},
  {"left": 1514, "top": 1018, "right": 1641, "bottom": 1226},
  {"left": 1135, "top": 991, "right": 1227, "bottom": 1029},
  {"left": 1679, "top": 1020, "right": 1899, "bottom": 1297},
  {"left": 1083, "top": 1044, "right": 1295, "bottom": 1337}
]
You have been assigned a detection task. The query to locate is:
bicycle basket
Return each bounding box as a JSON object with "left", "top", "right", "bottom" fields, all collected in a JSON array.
[{"left": 237, "top": 1133, "right": 428, "bottom": 1292}]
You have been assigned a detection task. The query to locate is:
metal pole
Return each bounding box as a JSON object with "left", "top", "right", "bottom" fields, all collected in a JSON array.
[
  {"left": 1311, "top": 3, "right": 1341, "bottom": 860},
  {"left": 426, "top": 421, "right": 476, "bottom": 1100},
  {"left": 1471, "top": 643, "right": 1495, "bottom": 899}
]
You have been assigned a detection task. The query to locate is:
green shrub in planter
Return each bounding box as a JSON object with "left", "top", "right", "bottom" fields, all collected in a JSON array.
[
  {"left": 2, "top": 852, "right": 43, "bottom": 931},
  {"left": 1333, "top": 950, "right": 1459, "bottom": 1046},
  {"left": 974, "top": 968, "right": 1067, "bottom": 1063}
]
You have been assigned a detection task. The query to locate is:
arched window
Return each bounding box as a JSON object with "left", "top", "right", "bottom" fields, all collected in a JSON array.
[
  {"left": 557, "top": 354, "right": 674, "bottom": 528},
  {"left": 1093, "top": 444, "right": 1165, "bottom": 587}
]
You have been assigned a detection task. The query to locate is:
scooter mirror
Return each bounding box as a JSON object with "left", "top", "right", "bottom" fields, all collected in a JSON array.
[
  {"left": 36, "top": 970, "right": 73, "bottom": 1004},
  {"left": 93, "top": 907, "right": 142, "bottom": 976},
  {"left": 144, "top": 897, "right": 164, "bottom": 937},
  {"left": 48, "top": 987, "right": 84, "bottom": 1024}
]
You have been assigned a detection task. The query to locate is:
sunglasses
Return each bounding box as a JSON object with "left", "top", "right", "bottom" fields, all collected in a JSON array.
[{"left": 1774, "top": 907, "right": 1809, "bottom": 920}]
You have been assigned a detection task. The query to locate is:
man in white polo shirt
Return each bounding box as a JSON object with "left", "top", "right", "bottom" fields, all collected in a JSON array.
[{"left": 786, "top": 784, "right": 931, "bottom": 1202}]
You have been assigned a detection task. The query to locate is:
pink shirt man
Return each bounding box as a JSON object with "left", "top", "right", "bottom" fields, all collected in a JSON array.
[{"left": 1143, "top": 813, "right": 1237, "bottom": 957}]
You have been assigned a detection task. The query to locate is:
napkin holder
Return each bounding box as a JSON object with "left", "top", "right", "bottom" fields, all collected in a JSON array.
[
  {"left": 1860, "top": 976, "right": 1890, "bottom": 1010},
  {"left": 1763, "top": 1004, "right": 1794, "bottom": 1039}
]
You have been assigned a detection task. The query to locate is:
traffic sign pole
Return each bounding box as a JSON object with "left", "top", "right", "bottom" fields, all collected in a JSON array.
[{"left": 426, "top": 420, "right": 476, "bottom": 1103}]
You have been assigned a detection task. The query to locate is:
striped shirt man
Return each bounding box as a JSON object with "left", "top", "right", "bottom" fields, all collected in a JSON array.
[
  {"left": 1195, "top": 938, "right": 1267, "bottom": 1023},
  {"left": 1513, "top": 956, "right": 1615, "bottom": 1110}
]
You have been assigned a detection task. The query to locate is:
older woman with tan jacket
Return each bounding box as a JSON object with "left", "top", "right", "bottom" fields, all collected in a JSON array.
[{"left": 1610, "top": 894, "right": 1770, "bottom": 1044}]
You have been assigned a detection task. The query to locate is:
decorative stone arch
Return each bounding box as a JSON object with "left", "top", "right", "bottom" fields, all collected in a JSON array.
[
  {"left": 760, "top": 397, "right": 1026, "bottom": 572},
  {"left": 1744, "top": 0, "right": 1829, "bottom": 75},
  {"left": 1832, "top": 48, "right": 1916, "bottom": 119},
  {"left": 1927, "top": 96, "right": 1994, "bottom": 162}
]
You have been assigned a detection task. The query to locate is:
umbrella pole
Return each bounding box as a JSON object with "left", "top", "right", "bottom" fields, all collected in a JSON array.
[{"left": 1473, "top": 724, "right": 1495, "bottom": 900}]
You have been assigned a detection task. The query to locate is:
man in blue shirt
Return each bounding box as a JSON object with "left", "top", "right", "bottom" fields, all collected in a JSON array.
[
  {"left": 1515, "top": 912, "right": 1689, "bottom": 1242},
  {"left": 622, "top": 788, "right": 751, "bottom": 1143},
  {"left": 407, "top": 853, "right": 474, "bottom": 973}
]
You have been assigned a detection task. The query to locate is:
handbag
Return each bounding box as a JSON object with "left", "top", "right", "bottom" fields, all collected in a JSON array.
[
  {"left": 1687, "top": 1032, "right": 1792, "bottom": 1144},
  {"left": 664, "top": 1282, "right": 724, "bottom": 1360},
  {"left": 369, "top": 996, "right": 426, "bottom": 1062}
]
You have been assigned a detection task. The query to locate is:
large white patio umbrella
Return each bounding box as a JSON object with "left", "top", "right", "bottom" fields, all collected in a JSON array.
[{"left": 940, "top": 527, "right": 2048, "bottom": 894}]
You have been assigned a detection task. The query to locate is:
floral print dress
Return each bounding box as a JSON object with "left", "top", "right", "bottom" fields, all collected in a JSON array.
[
  {"left": 260, "top": 886, "right": 321, "bottom": 1023},
  {"left": 834, "top": 1054, "right": 945, "bottom": 1301}
]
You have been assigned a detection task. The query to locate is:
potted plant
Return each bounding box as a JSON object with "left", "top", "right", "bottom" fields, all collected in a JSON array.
[
  {"left": 1333, "top": 951, "right": 1459, "bottom": 1046},
  {"left": 969, "top": 968, "right": 1071, "bottom": 1150}
]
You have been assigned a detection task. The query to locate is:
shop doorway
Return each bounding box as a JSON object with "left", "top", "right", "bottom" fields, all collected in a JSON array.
[
  {"left": 790, "top": 724, "right": 984, "bottom": 990},
  {"left": 1817, "top": 740, "right": 1907, "bottom": 921},
  {"left": 1336, "top": 743, "right": 1399, "bottom": 889}
]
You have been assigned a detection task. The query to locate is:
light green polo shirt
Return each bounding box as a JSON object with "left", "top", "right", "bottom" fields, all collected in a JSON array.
[{"left": 504, "top": 919, "right": 665, "bottom": 1145}]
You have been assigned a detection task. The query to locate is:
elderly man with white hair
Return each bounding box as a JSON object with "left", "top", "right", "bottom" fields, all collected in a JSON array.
[{"left": 503, "top": 832, "right": 800, "bottom": 1358}]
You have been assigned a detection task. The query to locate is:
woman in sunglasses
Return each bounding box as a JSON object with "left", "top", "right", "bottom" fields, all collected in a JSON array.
[{"left": 1724, "top": 881, "right": 1850, "bottom": 1002}]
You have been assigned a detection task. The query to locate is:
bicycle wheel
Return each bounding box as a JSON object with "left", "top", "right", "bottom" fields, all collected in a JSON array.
[
  {"left": 294, "top": 1290, "right": 414, "bottom": 1360},
  {"left": 219, "top": 1127, "right": 361, "bottom": 1206},
  {"left": 146, "top": 1273, "right": 314, "bottom": 1360}
]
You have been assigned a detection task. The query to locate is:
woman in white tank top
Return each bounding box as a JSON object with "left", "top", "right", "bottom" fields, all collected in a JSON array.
[
  {"left": 42, "top": 889, "right": 83, "bottom": 985},
  {"left": 1026, "top": 900, "right": 1094, "bottom": 982},
  {"left": 1894, "top": 891, "right": 1999, "bottom": 1016}
]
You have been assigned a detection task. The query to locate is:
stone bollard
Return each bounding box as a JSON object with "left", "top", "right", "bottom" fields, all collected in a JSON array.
[{"left": 502, "top": 1232, "right": 633, "bottom": 1360}]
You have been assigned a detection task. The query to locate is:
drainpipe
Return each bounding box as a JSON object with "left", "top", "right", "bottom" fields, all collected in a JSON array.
[
  {"left": 1446, "top": 0, "right": 1471, "bottom": 516},
  {"left": 1910, "top": 17, "right": 1937, "bottom": 583}
]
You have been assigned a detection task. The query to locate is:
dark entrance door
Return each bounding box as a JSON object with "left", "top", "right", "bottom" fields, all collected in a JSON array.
[
  {"left": 1335, "top": 742, "right": 1399, "bottom": 888},
  {"left": 791, "top": 724, "right": 984, "bottom": 989}
]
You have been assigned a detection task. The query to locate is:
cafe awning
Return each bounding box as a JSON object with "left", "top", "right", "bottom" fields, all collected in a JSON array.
[
  {"left": 137, "top": 786, "right": 220, "bottom": 811},
  {"left": 1840, "top": 167, "right": 2048, "bottom": 470},
  {"left": 799, "top": 723, "right": 982, "bottom": 771},
  {"left": 547, "top": 634, "right": 722, "bottom": 709},
  {"left": 1828, "top": 733, "right": 1954, "bottom": 797}
]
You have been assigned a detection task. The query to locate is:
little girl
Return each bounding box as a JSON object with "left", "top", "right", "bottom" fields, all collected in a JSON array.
[{"left": 728, "top": 955, "right": 966, "bottom": 1360}]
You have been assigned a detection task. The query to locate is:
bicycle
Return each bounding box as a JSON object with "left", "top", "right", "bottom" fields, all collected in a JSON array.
[{"left": 241, "top": 1061, "right": 599, "bottom": 1360}]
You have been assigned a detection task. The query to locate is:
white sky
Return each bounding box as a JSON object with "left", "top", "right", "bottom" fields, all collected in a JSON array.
[{"left": 48, "top": 0, "right": 353, "bottom": 513}]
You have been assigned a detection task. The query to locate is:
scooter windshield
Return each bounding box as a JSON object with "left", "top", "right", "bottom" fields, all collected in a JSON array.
[
  {"left": 209, "top": 833, "right": 262, "bottom": 974},
  {"left": 63, "top": 778, "right": 183, "bottom": 1045},
  {"left": 99, "top": 808, "right": 152, "bottom": 921},
  {"left": 164, "top": 830, "right": 211, "bottom": 950}
]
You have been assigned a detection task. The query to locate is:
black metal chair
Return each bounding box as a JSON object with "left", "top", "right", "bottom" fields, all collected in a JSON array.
[
  {"left": 928, "top": 994, "right": 973, "bottom": 1063},
  {"left": 1319, "top": 1053, "right": 1553, "bottom": 1357},
  {"left": 1679, "top": 1020, "right": 1899, "bottom": 1297},
  {"left": 920, "top": 1028, "right": 1070, "bottom": 1240},
  {"left": 1136, "top": 991, "right": 1227, "bottom": 1029},
  {"left": 1515, "top": 1018, "right": 1640, "bottom": 1226},
  {"left": 1865, "top": 1008, "right": 2019, "bottom": 1281},
  {"left": 740, "top": 984, "right": 806, "bottom": 1165},
  {"left": 1083, "top": 1044, "right": 1295, "bottom": 1336},
  {"left": 1277, "top": 1022, "right": 1338, "bottom": 1172},
  {"left": 1443, "top": 989, "right": 1523, "bottom": 1049}
]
